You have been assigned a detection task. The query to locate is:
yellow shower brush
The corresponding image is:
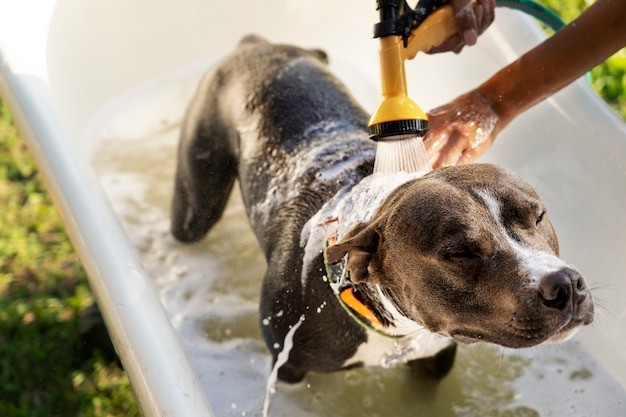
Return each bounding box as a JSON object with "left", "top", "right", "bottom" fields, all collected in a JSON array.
[{"left": 369, "top": 3, "right": 459, "bottom": 174}]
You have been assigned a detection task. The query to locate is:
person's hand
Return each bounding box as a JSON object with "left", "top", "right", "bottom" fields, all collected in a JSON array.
[
  {"left": 423, "top": 0, "right": 626, "bottom": 167},
  {"left": 427, "top": 0, "right": 496, "bottom": 54},
  {"left": 423, "top": 90, "right": 499, "bottom": 168}
]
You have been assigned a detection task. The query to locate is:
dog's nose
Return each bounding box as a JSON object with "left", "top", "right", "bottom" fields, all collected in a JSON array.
[{"left": 538, "top": 268, "right": 588, "bottom": 311}]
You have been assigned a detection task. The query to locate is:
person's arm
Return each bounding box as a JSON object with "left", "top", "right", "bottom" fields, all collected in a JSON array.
[{"left": 424, "top": 0, "right": 626, "bottom": 168}]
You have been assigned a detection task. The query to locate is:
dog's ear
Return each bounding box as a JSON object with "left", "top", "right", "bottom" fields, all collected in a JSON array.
[
  {"left": 307, "top": 48, "right": 329, "bottom": 64},
  {"left": 325, "top": 222, "right": 381, "bottom": 285}
]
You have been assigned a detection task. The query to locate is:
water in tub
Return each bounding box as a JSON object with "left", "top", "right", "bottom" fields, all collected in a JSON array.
[{"left": 90, "top": 59, "right": 626, "bottom": 417}]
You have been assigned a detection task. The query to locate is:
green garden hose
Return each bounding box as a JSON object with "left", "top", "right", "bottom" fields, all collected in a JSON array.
[{"left": 496, "top": 0, "right": 566, "bottom": 32}]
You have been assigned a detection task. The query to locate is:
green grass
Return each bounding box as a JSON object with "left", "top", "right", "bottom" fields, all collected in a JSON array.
[
  {"left": 591, "top": 48, "right": 626, "bottom": 120},
  {"left": 0, "top": 1, "right": 623, "bottom": 416},
  {"left": 0, "top": 98, "right": 140, "bottom": 417}
]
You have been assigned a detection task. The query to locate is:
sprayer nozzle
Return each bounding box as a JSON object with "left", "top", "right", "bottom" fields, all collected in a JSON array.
[{"left": 369, "top": 119, "right": 428, "bottom": 141}]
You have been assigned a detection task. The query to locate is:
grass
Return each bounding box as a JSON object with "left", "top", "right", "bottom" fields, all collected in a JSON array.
[
  {"left": 0, "top": 98, "right": 140, "bottom": 417},
  {"left": 0, "top": 1, "right": 623, "bottom": 416}
]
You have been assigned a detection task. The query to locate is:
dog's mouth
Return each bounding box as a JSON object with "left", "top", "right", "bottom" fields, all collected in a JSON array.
[
  {"left": 450, "top": 328, "right": 562, "bottom": 347},
  {"left": 448, "top": 329, "right": 523, "bottom": 346},
  {"left": 449, "top": 315, "right": 591, "bottom": 348},
  {"left": 449, "top": 332, "right": 485, "bottom": 344}
]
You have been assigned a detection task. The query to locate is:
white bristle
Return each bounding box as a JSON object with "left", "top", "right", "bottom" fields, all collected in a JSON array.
[{"left": 373, "top": 135, "right": 432, "bottom": 175}]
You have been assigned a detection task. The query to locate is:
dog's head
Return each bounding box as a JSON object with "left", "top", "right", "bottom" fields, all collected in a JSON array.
[{"left": 326, "top": 163, "right": 594, "bottom": 348}]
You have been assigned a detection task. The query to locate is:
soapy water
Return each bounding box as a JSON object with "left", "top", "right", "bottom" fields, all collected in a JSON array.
[
  {"left": 263, "top": 315, "right": 305, "bottom": 417},
  {"left": 90, "top": 63, "right": 626, "bottom": 416}
]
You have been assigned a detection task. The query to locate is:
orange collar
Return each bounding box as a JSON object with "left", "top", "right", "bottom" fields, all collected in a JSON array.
[
  {"left": 323, "top": 240, "right": 403, "bottom": 339},
  {"left": 339, "top": 287, "right": 382, "bottom": 327}
]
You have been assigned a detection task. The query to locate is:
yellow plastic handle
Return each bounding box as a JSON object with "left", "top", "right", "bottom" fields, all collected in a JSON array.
[
  {"left": 404, "top": 4, "right": 457, "bottom": 60},
  {"left": 368, "top": 4, "right": 460, "bottom": 127}
]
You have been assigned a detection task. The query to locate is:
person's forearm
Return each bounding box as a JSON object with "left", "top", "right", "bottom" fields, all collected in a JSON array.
[{"left": 479, "top": 0, "right": 626, "bottom": 129}]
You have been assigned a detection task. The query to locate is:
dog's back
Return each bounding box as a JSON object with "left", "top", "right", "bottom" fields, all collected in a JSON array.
[
  {"left": 171, "top": 38, "right": 384, "bottom": 382},
  {"left": 171, "top": 35, "right": 374, "bottom": 247}
]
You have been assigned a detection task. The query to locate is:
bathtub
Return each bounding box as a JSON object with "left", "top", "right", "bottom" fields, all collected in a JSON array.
[{"left": 1, "top": 1, "right": 625, "bottom": 416}]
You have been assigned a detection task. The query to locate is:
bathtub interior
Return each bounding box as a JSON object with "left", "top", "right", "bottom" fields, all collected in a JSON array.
[{"left": 3, "top": 1, "right": 626, "bottom": 416}]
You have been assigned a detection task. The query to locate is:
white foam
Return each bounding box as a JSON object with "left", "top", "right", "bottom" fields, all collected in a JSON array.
[
  {"left": 250, "top": 126, "right": 373, "bottom": 231},
  {"left": 300, "top": 171, "right": 427, "bottom": 291}
]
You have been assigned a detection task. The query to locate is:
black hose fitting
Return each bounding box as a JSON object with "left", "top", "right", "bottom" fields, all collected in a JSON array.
[{"left": 374, "top": 0, "right": 449, "bottom": 46}]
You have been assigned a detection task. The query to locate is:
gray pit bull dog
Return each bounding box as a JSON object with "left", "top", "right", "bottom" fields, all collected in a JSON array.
[{"left": 171, "top": 35, "right": 594, "bottom": 383}]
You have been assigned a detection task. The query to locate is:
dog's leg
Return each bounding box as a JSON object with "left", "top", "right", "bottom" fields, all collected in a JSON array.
[
  {"left": 171, "top": 114, "right": 238, "bottom": 243},
  {"left": 276, "top": 362, "right": 307, "bottom": 384},
  {"left": 260, "top": 267, "right": 309, "bottom": 384},
  {"left": 406, "top": 342, "right": 457, "bottom": 378}
]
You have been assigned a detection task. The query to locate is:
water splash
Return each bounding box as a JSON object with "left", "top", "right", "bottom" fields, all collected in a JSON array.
[
  {"left": 373, "top": 135, "right": 432, "bottom": 175},
  {"left": 379, "top": 337, "right": 428, "bottom": 368},
  {"left": 263, "top": 314, "right": 305, "bottom": 417}
]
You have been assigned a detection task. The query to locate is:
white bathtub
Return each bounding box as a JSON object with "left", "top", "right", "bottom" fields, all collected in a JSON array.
[{"left": 1, "top": 1, "right": 625, "bottom": 416}]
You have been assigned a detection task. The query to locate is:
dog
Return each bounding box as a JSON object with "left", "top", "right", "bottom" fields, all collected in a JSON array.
[{"left": 171, "top": 35, "right": 594, "bottom": 383}]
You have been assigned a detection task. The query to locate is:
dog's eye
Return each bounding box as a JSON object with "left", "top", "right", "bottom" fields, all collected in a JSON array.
[
  {"left": 536, "top": 210, "right": 546, "bottom": 227},
  {"left": 444, "top": 252, "right": 482, "bottom": 263}
]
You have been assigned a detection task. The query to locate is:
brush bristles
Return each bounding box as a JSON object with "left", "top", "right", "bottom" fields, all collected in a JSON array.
[{"left": 373, "top": 135, "right": 432, "bottom": 175}]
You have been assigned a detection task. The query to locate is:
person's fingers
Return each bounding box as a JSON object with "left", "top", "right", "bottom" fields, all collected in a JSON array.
[
  {"left": 426, "top": 126, "right": 491, "bottom": 168},
  {"left": 423, "top": 131, "right": 443, "bottom": 155},
  {"left": 434, "top": 144, "right": 478, "bottom": 168},
  {"left": 424, "top": 0, "right": 496, "bottom": 54},
  {"left": 423, "top": 108, "right": 453, "bottom": 155},
  {"left": 476, "top": 0, "right": 496, "bottom": 34},
  {"left": 432, "top": 148, "right": 460, "bottom": 168},
  {"left": 425, "top": 34, "right": 464, "bottom": 54},
  {"left": 452, "top": 42, "right": 466, "bottom": 54},
  {"left": 430, "top": 131, "right": 464, "bottom": 168},
  {"left": 451, "top": 0, "right": 478, "bottom": 46},
  {"left": 457, "top": 143, "right": 485, "bottom": 165},
  {"left": 423, "top": 128, "right": 449, "bottom": 168},
  {"left": 474, "top": 3, "right": 484, "bottom": 29}
]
